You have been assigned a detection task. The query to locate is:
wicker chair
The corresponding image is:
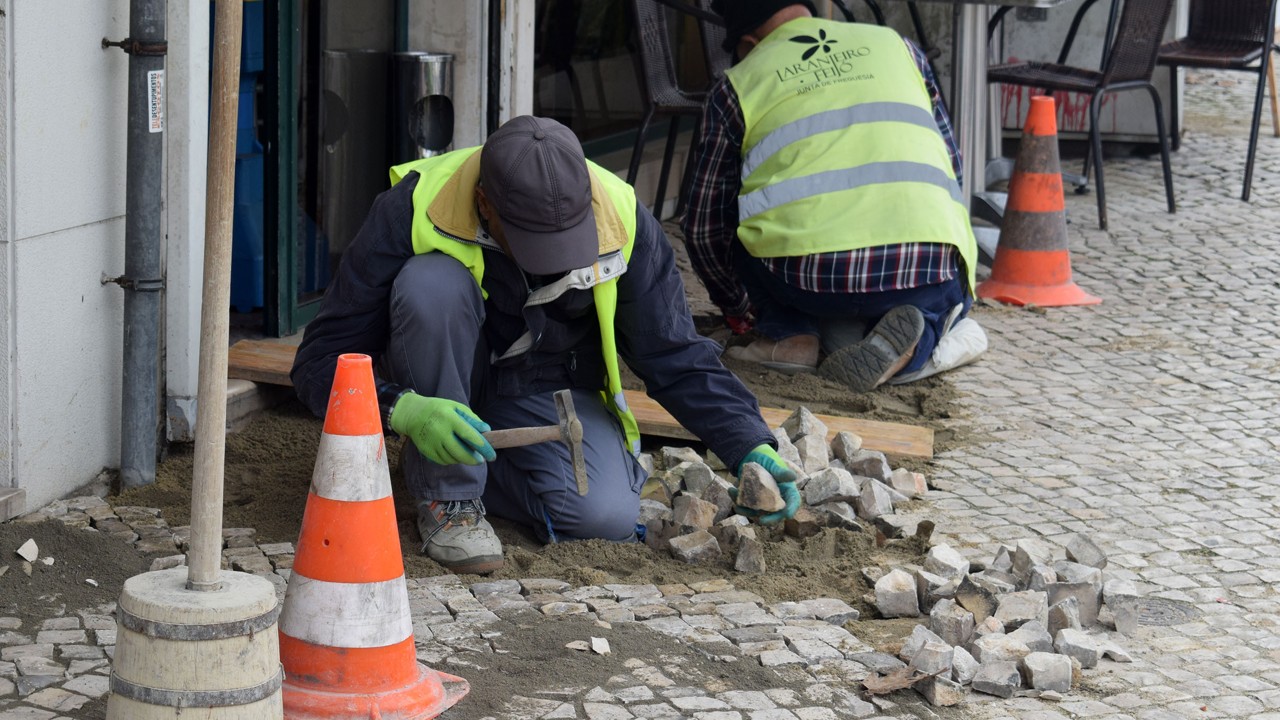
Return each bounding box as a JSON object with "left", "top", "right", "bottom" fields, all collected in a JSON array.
[
  {"left": 988, "top": 0, "right": 1176, "bottom": 230},
  {"left": 626, "top": 0, "right": 707, "bottom": 220},
  {"left": 1158, "top": 0, "right": 1278, "bottom": 201}
]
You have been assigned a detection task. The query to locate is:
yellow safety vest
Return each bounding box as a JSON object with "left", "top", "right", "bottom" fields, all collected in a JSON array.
[
  {"left": 726, "top": 17, "right": 977, "bottom": 291},
  {"left": 389, "top": 148, "right": 643, "bottom": 453}
]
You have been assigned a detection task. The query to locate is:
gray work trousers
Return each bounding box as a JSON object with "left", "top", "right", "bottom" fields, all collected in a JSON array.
[{"left": 387, "top": 253, "right": 646, "bottom": 542}]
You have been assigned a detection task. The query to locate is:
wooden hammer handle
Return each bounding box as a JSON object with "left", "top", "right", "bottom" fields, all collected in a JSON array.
[{"left": 483, "top": 425, "right": 563, "bottom": 449}]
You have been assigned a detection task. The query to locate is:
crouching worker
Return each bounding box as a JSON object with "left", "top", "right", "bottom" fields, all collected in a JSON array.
[{"left": 291, "top": 116, "right": 800, "bottom": 574}]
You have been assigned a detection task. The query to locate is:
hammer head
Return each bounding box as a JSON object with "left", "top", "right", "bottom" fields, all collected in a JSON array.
[{"left": 553, "top": 390, "right": 589, "bottom": 496}]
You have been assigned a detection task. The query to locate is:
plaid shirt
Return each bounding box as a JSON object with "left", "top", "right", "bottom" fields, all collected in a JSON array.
[{"left": 680, "top": 37, "right": 963, "bottom": 317}]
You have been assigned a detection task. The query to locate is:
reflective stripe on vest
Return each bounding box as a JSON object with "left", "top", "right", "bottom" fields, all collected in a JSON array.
[{"left": 740, "top": 161, "right": 965, "bottom": 220}]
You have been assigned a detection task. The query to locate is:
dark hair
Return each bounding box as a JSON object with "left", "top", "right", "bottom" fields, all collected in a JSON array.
[{"left": 711, "top": 0, "right": 819, "bottom": 53}]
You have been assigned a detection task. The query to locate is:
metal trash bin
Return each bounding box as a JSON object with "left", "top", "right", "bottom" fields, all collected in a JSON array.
[
  {"left": 320, "top": 49, "right": 390, "bottom": 263},
  {"left": 393, "top": 52, "right": 455, "bottom": 162}
]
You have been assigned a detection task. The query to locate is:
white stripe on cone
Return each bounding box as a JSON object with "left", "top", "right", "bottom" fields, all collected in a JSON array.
[
  {"left": 310, "top": 433, "right": 393, "bottom": 502},
  {"left": 279, "top": 575, "right": 413, "bottom": 649}
]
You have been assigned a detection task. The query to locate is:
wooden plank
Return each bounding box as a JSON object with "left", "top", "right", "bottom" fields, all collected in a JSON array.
[
  {"left": 624, "top": 390, "right": 932, "bottom": 460},
  {"left": 228, "top": 339, "right": 933, "bottom": 459},
  {"left": 228, "top": 339, "right": 297, "bottom": 386}
]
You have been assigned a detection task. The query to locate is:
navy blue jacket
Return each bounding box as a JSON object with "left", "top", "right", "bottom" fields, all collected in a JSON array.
[{"left": 291, "top": 174, "right": 774, "bottom": 472}]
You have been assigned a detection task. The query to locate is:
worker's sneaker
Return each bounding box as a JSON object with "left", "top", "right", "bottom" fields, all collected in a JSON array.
[
  {"left": 818, "top": 305, "right": 925, "bottom": 393},
  {"left": 724, "top": 334, "right": 820, "bottom": 374},
  {"left": 417, "top": 499, "right": 504, "bottom": 575}
]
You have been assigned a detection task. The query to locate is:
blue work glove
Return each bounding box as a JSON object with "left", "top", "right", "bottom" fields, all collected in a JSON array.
[
  {"left": 731, "top": 444, "right": 801, "bottom": 526},
  {"left": 389, "top": 393, "right": 496, "bottom": 466}
]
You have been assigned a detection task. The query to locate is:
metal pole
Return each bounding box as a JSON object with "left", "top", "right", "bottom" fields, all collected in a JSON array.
[
  {"left": 188, "top": 0, "right": 243, "bottom": 591},
  {"left": 118, "top": 0, "right": 166, "bottom": 488}
]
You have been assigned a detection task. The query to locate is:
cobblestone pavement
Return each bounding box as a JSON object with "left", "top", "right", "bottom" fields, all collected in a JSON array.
[{"left": 2, "top": 70, "right": 1279, "bottom": 719}]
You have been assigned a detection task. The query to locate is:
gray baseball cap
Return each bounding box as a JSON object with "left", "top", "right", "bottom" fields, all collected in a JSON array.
[{"left": 480, "top": 116, "right": 598, "bottom": 275}]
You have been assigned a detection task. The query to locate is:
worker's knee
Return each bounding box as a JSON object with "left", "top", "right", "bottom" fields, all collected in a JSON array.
[
  {"left": 390, "top": 254, "right": 482, "bottom": 327},
  {"left": 547, "top": 490, "right": 640, "bottom": 542}
]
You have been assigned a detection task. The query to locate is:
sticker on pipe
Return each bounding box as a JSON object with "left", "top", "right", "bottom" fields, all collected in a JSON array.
[{"left": 148, "top": 70, "right": 164, "bottom": 133}]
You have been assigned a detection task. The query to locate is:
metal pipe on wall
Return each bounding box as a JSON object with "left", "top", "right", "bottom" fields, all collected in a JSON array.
[{"left": 117, "top": 0, "right": 167, "bottom": 488}]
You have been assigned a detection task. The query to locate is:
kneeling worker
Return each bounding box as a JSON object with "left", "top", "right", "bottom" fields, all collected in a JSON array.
[
  {"left": 683, "top": 0, "right": 988, "bottom": 391},
  {"left": 291, "top": 116, "right": 800, "bottom": 574}
]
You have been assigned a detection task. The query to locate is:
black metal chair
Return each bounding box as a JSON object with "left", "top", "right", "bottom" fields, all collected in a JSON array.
[
  {"left": 1158, "top": 0, "right": 1278, "bottom": 201},
  {"left": 626, "top": 0, "right": 707, "bottom": 220},
  {"left": 988, "top": 0, "right": 1176, "bottom": 230}
]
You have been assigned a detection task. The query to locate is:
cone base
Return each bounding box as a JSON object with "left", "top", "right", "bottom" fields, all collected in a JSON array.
[
  {"left": 976, "top": 278, "right": 1102, "bottom": 307},
  {"left": 283, "top": 665, "right": 469, "bottom": 720}
]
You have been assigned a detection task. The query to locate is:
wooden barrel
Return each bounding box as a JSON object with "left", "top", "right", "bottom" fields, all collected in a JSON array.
[{"left": 106, "top": 567, "right": 284, "bottom": 719}]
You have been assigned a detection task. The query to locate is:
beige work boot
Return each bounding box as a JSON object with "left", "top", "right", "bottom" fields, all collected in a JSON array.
[
  {"left": 417, "top": 499, "right": 504, "bottom": 575},
  {"left": 818, "top": 306, "right": 924, "bottom": 392},
  {"left": 724, "top": 334, "right": 820, "bottom": 374}
]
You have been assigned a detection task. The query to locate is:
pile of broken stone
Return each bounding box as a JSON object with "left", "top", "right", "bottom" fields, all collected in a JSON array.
[
  {"left": 868, "top": 535, "right": 1136, "bottom": 707},
  {"left": 637, "top": 406, "right": 924, "bottom": 573}
]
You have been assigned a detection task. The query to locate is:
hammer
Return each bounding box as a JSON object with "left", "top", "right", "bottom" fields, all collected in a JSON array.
[{"left": 482, "top": 389, "right": 588, "bottom": 495}]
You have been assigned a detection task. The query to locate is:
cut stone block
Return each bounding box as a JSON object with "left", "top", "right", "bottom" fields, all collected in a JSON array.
[
  {"left": 915, "top": 569, "right": 950, "bottom": 614},
  {"left": 783, "top": 507, "right": 824, "bottom": 539},
  {"left": 781, "top": 406, "right": 828, "bottom": 442},
  {"left": 700, "top": 481, "right": 735, "bottom": 525},
  {"left": 875, "top": 569, "right": 920, "bottom": 618},
  {"left": 1027, "top": 564, "right": 1057, "bottom": 592},
  {"left": 889, "top": 468, "right": 927, "bottom": 498},
  {"left": 971, "top": 633, "right": 1032, "bottom": 665},
  {"left": 711, "top": 521, "right": 754, "bottom": 553},
  {"left": 973, "top": 571, "right": 1017, "bottom": 595},
  {"left": 929, "top": 598, "right": 975, "bottom": 648},
  {"left": 680, "top": 462, "right": 717, "bottom": 496},
  {"left": 735, "top": 539, "right": 766, "bottom": 574},
  {"left": 918, "top": 676, "right": 965, "bottom": 706},
  {"left": 1048, "top": 597, "right": 1082, "bottom": 636},
  {"left": 1053, "top": 561, "right": 1104, "bottom": 588},
  {"left": 672, "top": 495, "right": 719, "bottom": 530},
  {"left": 995, "top": 591, "right": 1048, "bottom": 630},
  {"left": 798, "top": 598, "right": 860, "bottom": 625},
  {"left": 794, "top": 433, "right": 830, "bottom": 474},
  {"left": 1020, "top": 651, "right": 1072, "bottom": 692},
  {"left": 855, "top": 479, "right": 894, "bottom": 521},
  {"left": 1012, "top": 538, "right": 1054, "bottom": 580},
  {"left": 909, "top": 640, "right": 954, "bottom": 676},
  {"left": 638, "top": 499, "right": 673, "bottom": 527},
  {"left": 16, "top": 539, "right": 37, "bottom": 563},
  {"left": 668, "top": 531, "right": 721, "bottom": 564},
  {"left": 990, "top": 545, "right": 1014, "bottom": 573},
  {"left": 1006, "top": 620, "right": 1053, "bottom": 653},
  {"left": 974, "top": 615, "right": 1004, "bottom": 638},
  {"left": 899, "top": 624, "right": 945, "bottom": 662},
  {"left": 803, "top": 467, "right": 861, "bottom": 506},
  {"left": 637, "top": 453, "right": 655, "bottom": 476},
  {"left": 829, "top": 431, "right": 863, "bottom": 463},
  {"left": 843, "top": 449, "right": 892, "bottom": 483},
  {"left": 1066, "top": 535, "right": 1107, "bottom": 569},
  {"left": 874, "top": 513, "right": 924, "bottom": 539},
  {"left": 951, "top": 646, "right": 980, "bottom": 685},
  {"left": 1098, "top": 638, "right": 1134, "bottom": 663},
  {"left": 971, "top": 661, "right": 1021, "bottom": 698},
  {"left": 1054, "top": 628, "right": 1101, "bottom": 668},
  {"left": 955, "top": 575, "right": 998, "bottom": 623},
  {"left": 1112, "top": 602, "right": 1140, "bottom": 636},
  {"left": 815, "top": 502, "right": 860, "bottom": 531},
  {"left": 923, "top": 545, "right": 970, "bottom": 581},
  {"left": 660, "top": 446, "right": 703, "bottom": 469},
  {"left": 737, "top": 463, "right": 785, "bottom": 512},
  {"left": 772, "top": 429, "right": 804, "bottom": 472},
  {"left": 1047, "top": 581, "right": 1100, "bottom": 627},
  {"left": 1103, "top": 578, "right": 1138, "bottom": 605}
]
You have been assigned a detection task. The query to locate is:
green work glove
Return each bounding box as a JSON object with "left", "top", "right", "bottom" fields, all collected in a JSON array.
[
  {"left": 389, "top": 393, "right": 496, "bottom": 466},
  {"left": 731, "top": 444, "right": 801, "bottom": 526}
]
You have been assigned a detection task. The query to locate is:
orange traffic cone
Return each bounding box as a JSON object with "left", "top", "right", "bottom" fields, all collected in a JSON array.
[
  {"left": 279, "top": 353, "right": 469, "bottom": 719},
  {"left": 977, "top": 95, "right": 1101, "bottom": 307}
]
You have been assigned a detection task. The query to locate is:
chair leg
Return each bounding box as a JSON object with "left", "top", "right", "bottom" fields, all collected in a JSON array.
[
  {"left": 626, "top": 107, "right": 657, "bottom": 186},
  {"left": 653, "top": 115, "right": 682, "bottom": 220},
  {"left": 1089, "top": 91, "right": 1107, "bottom": 230},
  {"left": 1168, "top": 66, "right": 1181, "bottom": 152},
  {"left": 1243, "top": 50, "right": 1272, "bottom": 202},
  {"left": 1145, "top": 83, "right": 1176, "bottom": 215}
]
